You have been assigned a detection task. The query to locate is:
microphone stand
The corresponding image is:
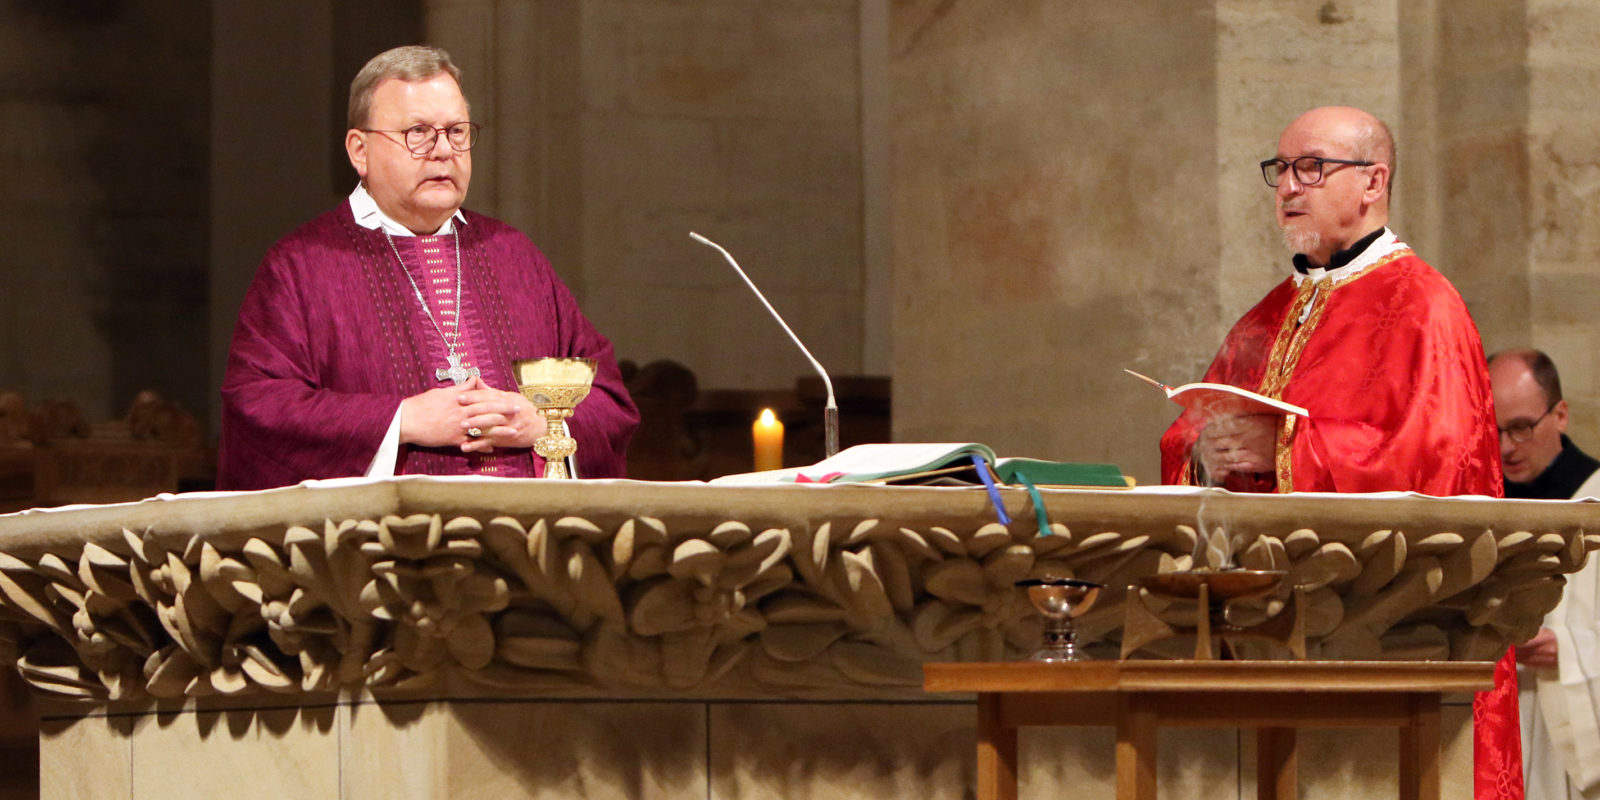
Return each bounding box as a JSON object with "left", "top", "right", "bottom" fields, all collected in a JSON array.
[{"left": 689, "top": 232, "right": 839, "bottom": 458}]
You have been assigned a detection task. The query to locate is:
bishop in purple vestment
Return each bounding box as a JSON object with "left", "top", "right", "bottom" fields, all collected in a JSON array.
[{"left": 218, "top": 45, "right": 636, "bottom": 490}]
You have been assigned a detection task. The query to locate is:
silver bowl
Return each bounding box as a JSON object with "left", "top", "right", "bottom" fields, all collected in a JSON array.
[{"left": 1016, "top": 578, "right": 1103, "bottom": 662}]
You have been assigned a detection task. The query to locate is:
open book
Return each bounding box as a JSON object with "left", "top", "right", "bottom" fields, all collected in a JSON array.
[
  {"left": 1124, "top": 369, "right": 1309, "bottom": 418},
  {"left": 709, "top": 443, "right": 1130, "bottom": 488}
]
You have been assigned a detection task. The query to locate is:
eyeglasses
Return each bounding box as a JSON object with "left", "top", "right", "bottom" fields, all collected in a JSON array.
[
  {"left": 1259, "top": 156, "right": 1374, "bottom": 187},
  {"left": 361, "top": 122, "right": 481, "bottom": 155},
  {"left": 1498, "top": 402, "right": 1557, "bottom": 443}
]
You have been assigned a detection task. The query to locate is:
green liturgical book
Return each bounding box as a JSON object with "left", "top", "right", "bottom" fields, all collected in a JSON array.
[{"left": 992, "top": 458, "right": 1130, "bottom": 488}]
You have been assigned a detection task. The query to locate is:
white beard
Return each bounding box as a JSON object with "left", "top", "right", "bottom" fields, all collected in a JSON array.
[{"left": 1280, "top": 224, "right": 1322, "bottom": 257}]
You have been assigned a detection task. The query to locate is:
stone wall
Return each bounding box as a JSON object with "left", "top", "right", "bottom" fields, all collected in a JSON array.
[
  {"left": 889, "top": 0, "right": 1221, "bottom": 479},
  {"left": 0, "top": 2, "right": 210, "bottom": 423},
  {"left": 1525, "top": 0, "right": 1600, "bottom": 435},
  {"left": 1426, "top": 0, "right": 1530, "bottom": 350},
  {"left": 209, "top": 3, "right": 421, "bottom": 433},
  {"left": 2, "top": 1, "right": 1599, "bottom": 481},
  {"left": 429, "top": 0, "right": 879, "bottom": 393}
]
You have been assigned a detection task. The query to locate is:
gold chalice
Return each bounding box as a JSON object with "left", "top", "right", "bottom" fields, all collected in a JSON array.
[
  {"left": 513, "top": 357, "right": 598, "bottom": 480},
  {"left": 1016, "top": 578, "right": 1103, "bottom": 662}
]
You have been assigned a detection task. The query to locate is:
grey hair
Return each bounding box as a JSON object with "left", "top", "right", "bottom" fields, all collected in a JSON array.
[{"left": 348, "top": 45, "right": 465, "bottom": 129}]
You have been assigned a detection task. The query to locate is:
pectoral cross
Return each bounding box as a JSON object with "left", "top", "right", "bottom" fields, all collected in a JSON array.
[{"left": 436, "top": 350, "right": 481, "bottom": 385}]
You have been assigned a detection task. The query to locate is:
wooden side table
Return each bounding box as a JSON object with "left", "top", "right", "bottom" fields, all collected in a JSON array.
[{"left": 923, "top": 660, "right": 1493, "bottom": 800}]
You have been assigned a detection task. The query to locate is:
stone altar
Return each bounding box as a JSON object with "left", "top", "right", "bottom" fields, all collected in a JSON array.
[{"left": 0, "top": 478, "right": 1594, "bottom": 798}]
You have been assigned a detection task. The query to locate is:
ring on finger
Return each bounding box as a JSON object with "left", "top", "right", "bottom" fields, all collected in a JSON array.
[{"left": 467, "top": 427, "right": 484, "bottom": 438}]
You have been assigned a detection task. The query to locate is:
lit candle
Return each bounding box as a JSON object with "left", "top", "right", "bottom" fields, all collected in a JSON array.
[{"left": 753, "top": 408, "right": 784, "bottom": 471}]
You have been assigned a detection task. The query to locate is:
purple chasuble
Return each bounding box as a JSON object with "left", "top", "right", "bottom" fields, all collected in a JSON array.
[{"left": 218, "top": 201, "right": 638, "bottom": 490}]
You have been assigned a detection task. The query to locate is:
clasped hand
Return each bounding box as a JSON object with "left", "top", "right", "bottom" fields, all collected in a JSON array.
[
  {"left": 399, "top": 375, "right": 548, "bottom": 453},
  {"left": 1195, "top": 413, "right": 1277, "bottom": 481}
]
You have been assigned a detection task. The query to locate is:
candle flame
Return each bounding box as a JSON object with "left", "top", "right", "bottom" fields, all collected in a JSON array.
[{"left": 758, "top": 408, "right": 777, "bottom": 426}]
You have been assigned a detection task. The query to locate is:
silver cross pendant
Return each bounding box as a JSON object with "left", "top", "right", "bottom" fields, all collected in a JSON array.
[{"left": 436, "top": 350, "right": 481, "bottom": 385}]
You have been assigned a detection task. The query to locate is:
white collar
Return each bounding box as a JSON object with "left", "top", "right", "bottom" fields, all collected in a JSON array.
[
  {"left": 1293, "top": 227, "right": 1407, "bottom": 287},
  {"left": 348, "top": 183, "right": 467, "bottom": 236}
]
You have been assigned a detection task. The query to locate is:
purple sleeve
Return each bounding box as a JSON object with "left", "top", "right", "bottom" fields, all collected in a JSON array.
[{"left": 216, "top": 241, "right": 404, "bottom": 490}]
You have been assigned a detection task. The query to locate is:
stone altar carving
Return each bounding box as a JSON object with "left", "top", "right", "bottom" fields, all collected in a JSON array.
[{"left": 0, "top": 479, "right": 1592, "bottom": 704}]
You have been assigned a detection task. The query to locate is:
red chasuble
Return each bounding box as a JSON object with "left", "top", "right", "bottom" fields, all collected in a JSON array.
[
  {"left": 218, "top": 202, "right": 638, "bottom": 490},
  {"left": 1159, "top": 232, "right": 1521, "bottom": 799}
]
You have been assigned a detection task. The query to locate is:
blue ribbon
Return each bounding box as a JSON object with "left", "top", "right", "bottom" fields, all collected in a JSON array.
[{"left": 971, "top": 454, "right": 1011, "bottom": 524}]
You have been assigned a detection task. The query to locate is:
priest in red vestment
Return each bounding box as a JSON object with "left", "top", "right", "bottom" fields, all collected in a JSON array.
[
  {"left": 1159, "top": 106, "right": 1521, "bottom": 799},
  {"left": 219, "top": 46, "right": 637, "bottom": 490}
]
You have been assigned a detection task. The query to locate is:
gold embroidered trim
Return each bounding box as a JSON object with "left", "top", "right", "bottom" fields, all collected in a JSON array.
[
  {"left": 1275, "top": 414, "right": 1298, "bottom": 492},
  {"left": 1261, "top": 248, "right": 1413, "bottom": 397},
  {"left": 1258, "top": 247, "right": 1413, "bottom": 491}
]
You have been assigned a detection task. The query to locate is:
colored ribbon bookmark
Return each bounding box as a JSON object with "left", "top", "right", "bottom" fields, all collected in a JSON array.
[
  {"left": 1010, "top": 470, "right": 1052, "bottom": 536},
  {"left": 971, "top": 455, "right": 1010, "bottom": 524}
]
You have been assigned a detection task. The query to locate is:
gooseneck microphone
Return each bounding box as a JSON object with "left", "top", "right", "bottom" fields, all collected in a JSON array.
[{"left": 689, "top": 232, "right": 839, "bottom": 458}]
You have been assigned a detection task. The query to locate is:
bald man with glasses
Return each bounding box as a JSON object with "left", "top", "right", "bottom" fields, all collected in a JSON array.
[
  {"left": 1159, "top": 106, "right": 1517, "bottom": 798},
  {"left": 1161, "top": 106, "right": 1499, "bottom": 495}
]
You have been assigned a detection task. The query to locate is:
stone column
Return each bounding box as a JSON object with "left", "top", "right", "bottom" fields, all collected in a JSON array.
[
  {"left": 1407, "top": 0, "right": 1531, "bottom": 352},
  {"left": 210, "top": 5, "right": 335, "bottom": 434},
  {"left": 888, "top": 0, "right": 1221, "bottom": 480},
  {"left": 209, "top": 2, "right": 422, "bottom": 434},
  {"left": 1525, "top": 0, "right": 1600, "bottom": 438},
  {"left": 425, "top": 0, "right": 875, "bottom": 394}
]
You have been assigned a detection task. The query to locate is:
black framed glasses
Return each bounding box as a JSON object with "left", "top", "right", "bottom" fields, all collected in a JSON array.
[
  {"left": 362, "top": 122, "right": 481, "bottom": 155},
  {"left": 1259, "top": 156, "right": 1374, "bottom": 187},
  {"left": 1498, "top": 402, "right": 1557, "bottom": 443}
]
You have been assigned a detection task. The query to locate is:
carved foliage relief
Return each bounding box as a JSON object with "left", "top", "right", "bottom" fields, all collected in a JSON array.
[{"left": 0, "top": 511, "right": 1592, "bottom": 702}]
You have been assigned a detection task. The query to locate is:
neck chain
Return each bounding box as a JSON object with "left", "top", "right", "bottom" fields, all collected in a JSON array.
[{"left": 383, "top": 229, "right": 481, "bottom": 385}]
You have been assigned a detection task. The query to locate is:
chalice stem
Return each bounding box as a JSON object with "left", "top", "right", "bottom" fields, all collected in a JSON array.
[
  {"left": 537, "top": 417, "right": 578, "bottom": 479},
  {"left": 514, "top": 356, "right": 597, "bottom": 481},
  {"left": 1018, "top": 577, "right": 1101, "bottom": 662},
  {"left": 1035, "top": 617, "right": 1087, "bottom": 662}
]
